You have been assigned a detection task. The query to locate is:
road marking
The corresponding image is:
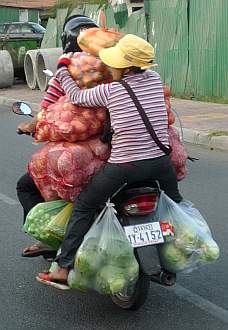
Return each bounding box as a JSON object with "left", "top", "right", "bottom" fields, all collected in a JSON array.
[
  {"left": 0, "top": 192, "right": 19, "bottom": 205},
  {"left": 162, "top": 284, "right": 228, "bottom": 324}
]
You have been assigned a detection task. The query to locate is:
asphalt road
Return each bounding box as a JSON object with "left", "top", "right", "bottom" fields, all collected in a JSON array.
[{"left": 0, "top": 105, "right": 228, "bottom": 330}]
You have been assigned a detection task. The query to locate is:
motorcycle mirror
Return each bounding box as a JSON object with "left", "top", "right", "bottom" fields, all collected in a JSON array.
[
  {"left": 12, "top": 102, "right": 34, "bottom": 117},
  {"left": 43, "top": 69, "right": 54, "bottom": 77}
]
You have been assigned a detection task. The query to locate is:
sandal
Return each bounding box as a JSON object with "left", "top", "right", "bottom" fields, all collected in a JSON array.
[
  {"left": 22, "top": 242, "right": 57, "bottom": 258},
  {"left": 36, "top": 272, "right": 70, "bottom": 290}
]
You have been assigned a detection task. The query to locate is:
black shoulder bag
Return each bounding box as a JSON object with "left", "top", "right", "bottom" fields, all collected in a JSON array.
[{"left": 119, "top": 79, "right": 172, "bottom": 155}]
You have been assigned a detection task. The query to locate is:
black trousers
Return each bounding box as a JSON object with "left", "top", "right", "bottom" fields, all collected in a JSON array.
[
  {"left": 16, "top": 173, "right": 44, "bottom": 224},
  {"left": 57, "top": 155, "right": 183, "bottom": 269}
]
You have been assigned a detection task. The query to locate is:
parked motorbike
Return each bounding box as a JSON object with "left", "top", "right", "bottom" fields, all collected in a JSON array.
[{"left": 12, "top": 101, "right": 176, "bottom": 311}]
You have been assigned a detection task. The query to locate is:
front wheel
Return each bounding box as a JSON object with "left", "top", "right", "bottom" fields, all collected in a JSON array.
[{"left": 110, "top": 273, "right": 150, "bottom": 310}]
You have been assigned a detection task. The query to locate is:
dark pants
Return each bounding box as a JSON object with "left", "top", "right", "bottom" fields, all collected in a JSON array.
[
  {"left": 57, "top": 155, "right": 183, "bottom": 269},
  {"left": 16, "top": 173, "right": 44, "bottom": 224}
]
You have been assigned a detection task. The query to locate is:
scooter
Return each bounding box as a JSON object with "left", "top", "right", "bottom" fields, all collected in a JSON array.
[{"left": 12, "top": 101, "right": 176, "bottom": 311}]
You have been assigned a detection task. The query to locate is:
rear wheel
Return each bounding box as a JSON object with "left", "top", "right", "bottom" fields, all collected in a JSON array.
[
  {"left": 150, "top": 270, "right": 176, "bottom": 286},
  {"left": 111, "top": 273, "right": 150, "bottom": 310}
]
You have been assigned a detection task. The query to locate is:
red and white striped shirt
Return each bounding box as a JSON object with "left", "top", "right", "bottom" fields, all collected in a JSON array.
[
  {"left": 56, "top": 67, "right": 169, "bottom": 163},
  {"left": 40, "top": 77, "right": 65, "bottom": 110}
]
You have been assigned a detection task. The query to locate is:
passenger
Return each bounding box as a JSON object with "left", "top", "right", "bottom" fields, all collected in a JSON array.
[
  {"left": 37, "top": 34, "right": 183, "bottom": 285},
  {"left": 16, "top": 15, "right": 99, "bottom": 258}
]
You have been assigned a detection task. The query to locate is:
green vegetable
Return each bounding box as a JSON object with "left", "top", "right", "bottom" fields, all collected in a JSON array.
[
  {"left": 23, "top": 200, "right": 67, "bottom": 249},
  {"left": 103, "top": 239, "right": 134, "bottom": 267},
  {"left": 160, "top": 242, "right": 188, "bottom": 272},
  {"left": 76, "top": 248, "right": 103, "bottom": 277},
  {"left": 200, "top": 240, "right": 220, "bottom": 262},
  {"left": 174, "top": 226, "right": 198, "bottom": 253},
  {"left": 67, "top": 269, "right": 90, "bottom": 291},
  {"left": 95, "top": 265, "right": 127, "bottom": 294},
  {"left": 127, "top": 260, "right": 139, "bottom": 282}
]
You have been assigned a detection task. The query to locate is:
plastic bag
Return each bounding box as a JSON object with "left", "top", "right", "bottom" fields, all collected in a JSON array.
[
  {"left": 68, "top": 52, "right": 113, "bottom": 88},
  {"left": 168, "top": 126, "right": 188, "bottom": 181},
  {"left": 69, "top": 202, "right": 139, "bottom": 293},
  {"left": 45, "top": 202, "right": 73, "bottom": 241},
  {"left": 35, "top": 96, "right": 107, "bottom": 143},
  {"left": 28, "top": 137, "right": 110, "bottom": 201},
  {"left": 23, "top": 200, "right": 68, "bottom": 249},
  {"left": 154, "top": 192, "right": 220, "bottom": 273}
]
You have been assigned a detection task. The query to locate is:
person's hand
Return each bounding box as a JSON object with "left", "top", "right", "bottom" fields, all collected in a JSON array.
[
  {"left": 57, "top": 52, "right": 73, "bottom": 69},
  {"left": 58, "top": 52, "right": 73, "bottom": 60},
  {"left": 17, "top": 121, "right": 36, "bottom": 135}
]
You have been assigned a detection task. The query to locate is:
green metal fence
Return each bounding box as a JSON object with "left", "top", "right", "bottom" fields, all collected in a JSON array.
[
  {"left": 41, "top": 0, "right": 228, "bottom": 102},
  {"left": 145, "top": 0, "right": 228, "bottom": 102}
]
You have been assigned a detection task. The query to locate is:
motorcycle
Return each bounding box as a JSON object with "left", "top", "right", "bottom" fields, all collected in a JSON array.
[{"left": 12, "top": 101, "right": 176, "bottom": 311}]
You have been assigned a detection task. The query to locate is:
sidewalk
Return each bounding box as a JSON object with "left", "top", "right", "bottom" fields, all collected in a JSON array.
[{"left": 1, "top": 83, "right": 228, "bottom": 151}]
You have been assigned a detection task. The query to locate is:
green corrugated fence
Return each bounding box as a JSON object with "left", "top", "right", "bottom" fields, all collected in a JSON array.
[
  {"left": 41, "top": 0, "right": 228, "bottom": 102},
  {"left": 145, "top": 0, "right": 228, "bottom": 102}
]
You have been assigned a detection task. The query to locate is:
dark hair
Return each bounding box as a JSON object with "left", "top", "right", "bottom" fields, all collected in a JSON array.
[{"left": 131, "top": 67, "right": 146, "bottom": 74}]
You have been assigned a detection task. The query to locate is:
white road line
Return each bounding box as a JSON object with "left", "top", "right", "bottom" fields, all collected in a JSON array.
[
  {"left": 0, "top": 192, "right": 19, "bottom": 205},
  {"left": 163, "top": 284, "right": 228, "bottom": 324}
]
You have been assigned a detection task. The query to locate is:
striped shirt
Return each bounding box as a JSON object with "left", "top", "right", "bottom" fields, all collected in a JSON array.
[
  {"left": 56, "top": 67, "right": 169, "bottom": 163},
  {"left": 40, "top": 77, "right": 65, "bottom": 110}
]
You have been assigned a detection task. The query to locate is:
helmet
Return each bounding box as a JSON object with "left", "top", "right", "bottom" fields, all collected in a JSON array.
[{"left": 61, "top": 15, "right": 99, "bottom": 53}]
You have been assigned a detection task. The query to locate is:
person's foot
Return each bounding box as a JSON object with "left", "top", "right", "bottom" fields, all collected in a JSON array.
[
  {"left": 36, "top": 266, "right": 70, "bottom": 290},
  {"left": 22, "top": 242, "right": 57, "bottom": 258},
  {"left": 43, "top": 267, "right": 68, "bottom": 282}
]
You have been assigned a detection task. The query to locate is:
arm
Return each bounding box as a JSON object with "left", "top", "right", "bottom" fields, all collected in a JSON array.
[
  {"left": 56, "top": 66, "right": 110, "bottom": 108},
  {"left": 40, "top": 76, "right": 65, "bottom": 110}
]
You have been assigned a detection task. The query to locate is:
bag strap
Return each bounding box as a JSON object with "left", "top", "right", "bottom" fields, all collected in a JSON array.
[{"left": 119, "top": 79, "right": 172, "bottom": 155}]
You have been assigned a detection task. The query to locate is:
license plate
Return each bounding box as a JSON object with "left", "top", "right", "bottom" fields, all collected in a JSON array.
[{"left": 124, "top": 222, "right": 164, "bottom": 248}]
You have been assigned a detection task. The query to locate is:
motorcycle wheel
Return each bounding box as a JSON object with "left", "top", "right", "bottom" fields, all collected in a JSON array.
[{"left": 110, "top": 272, "right": 150, "bottom": 310}]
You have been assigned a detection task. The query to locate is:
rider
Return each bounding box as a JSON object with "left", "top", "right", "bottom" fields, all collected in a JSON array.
[
  {"left": 37, "top": 34, "right": 183, "bottom": 285},
  {"left": 16, "top": 15, "right": 98, "bottom": 258}
]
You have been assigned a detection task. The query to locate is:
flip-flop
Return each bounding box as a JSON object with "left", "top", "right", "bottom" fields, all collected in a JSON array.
[
  {"left": 36, "top": 273, "right": 70, "bottom": 290},
  {"left": 22, "top": 243, "right": 57, "bottom": 258}
]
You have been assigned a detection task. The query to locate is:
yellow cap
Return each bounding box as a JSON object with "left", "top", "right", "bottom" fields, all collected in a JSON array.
[{"left": 99, "top": 34, "right": 157, "bottom": 70}]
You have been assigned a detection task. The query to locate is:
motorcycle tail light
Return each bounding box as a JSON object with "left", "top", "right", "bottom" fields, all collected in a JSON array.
[{"left": 124, "top": 193, "right": 158, "bottom": 215}]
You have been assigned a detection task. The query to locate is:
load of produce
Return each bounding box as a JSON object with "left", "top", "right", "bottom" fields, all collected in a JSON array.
[
  {"left": 154, "top": 192, "right": 220, "bottom": 273},
  {"left": 23, "top": 200, "right": 69, "bottom": 249},
  {"left": 163, "top": 86, "right": 188, "bottom": 181},
  {"left": 163, "top": 85, "right": 175, "bottom": 126},
  {"left": 68, "top": 203, "right": 139, "bottom": 294},
  {"left": 77, "top": 11, "right": 123, "bottom": 56},
  {"left": 45, "top": 202, "right": 73, "bottom": 241},
  {"left": 28, "top": 137, "right": 111, "bottom": 201},
  {"left": 68, "top": 52, "right": 113, "bottom": 88},
  {"left": 35, "top": 95, "right": 107, "bottom": 143},
  {"left": 168, "top": 126, "right": 188, "bottom": 181}
]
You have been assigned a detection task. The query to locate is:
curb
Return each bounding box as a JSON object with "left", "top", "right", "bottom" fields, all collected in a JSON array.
[
  {"left": 175, "top": 127, "right": 228, "bottom": 152},
  {"left": 1, "top": 95, "right": 228, "bottom": 152}
]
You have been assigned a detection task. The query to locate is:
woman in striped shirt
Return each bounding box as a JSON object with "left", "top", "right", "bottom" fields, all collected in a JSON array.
[{"left": 37, "top": 34, "right": 182, "bottom": 285}]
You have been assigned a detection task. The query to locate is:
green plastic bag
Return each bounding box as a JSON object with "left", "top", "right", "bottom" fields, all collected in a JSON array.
[
  {"left": 45, "top": 202, "right": 73, "bottom": 241},
  {"left": 23, "top": 200, "right": 68, "bottom": 249},
  {"left": 71, "top": 202, "right": 139, "bottom": 294}
]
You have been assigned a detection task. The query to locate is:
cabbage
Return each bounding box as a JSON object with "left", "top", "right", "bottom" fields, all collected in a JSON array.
[
  {"left": 67, "top": 269, "right": 90, "bottom": 291},
  {"left": 127, "top": 260, "right": 139, "bottom": 282},
  {"left": 160, "top": 242, "right": 188, "bottom": 272},
  {"left": 200, "top": 240, "right": 220, "bottom": 262},
  {"left": 102, "top": 239, "right": 135, "bottom": 267},
  {"left": 95, "top": 265, "right": 127, "bottom": 294},
  {"left": 75, "top": 237, "right": 104, "bottom": 276},
  {"left": 175, "top": 226, "right": 198, "bottom": 253}
]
